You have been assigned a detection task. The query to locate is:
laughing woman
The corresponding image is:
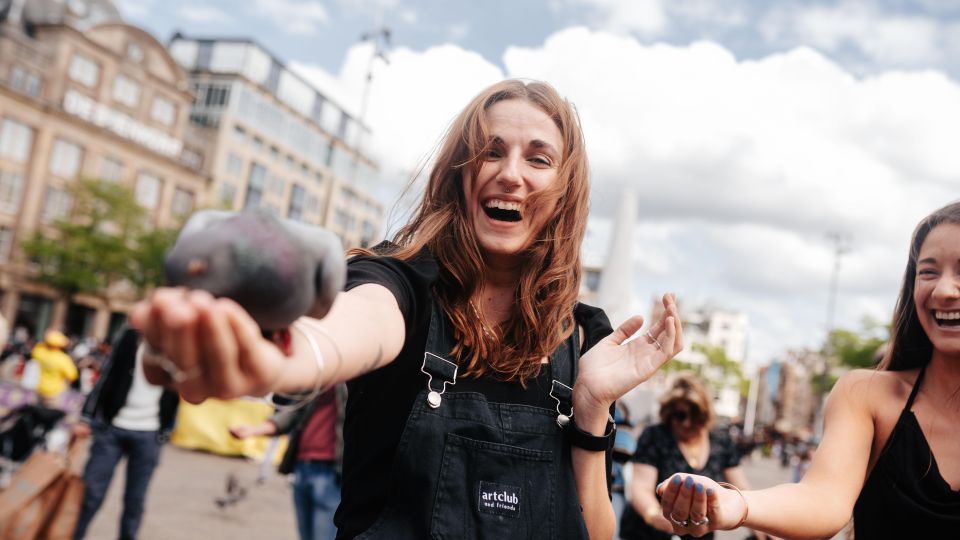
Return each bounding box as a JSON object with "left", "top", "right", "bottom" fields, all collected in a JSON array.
[
  {"left": 131, "top": 79, "right": 684, "bottom": 539},
  {"left": 658, "top": 201, "right": 960, "bottom": 539}
]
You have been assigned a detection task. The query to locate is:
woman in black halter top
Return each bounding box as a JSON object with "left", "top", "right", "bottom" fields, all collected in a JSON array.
[{"left": 654, "top": 201, "right": 960, "bottom": 539}]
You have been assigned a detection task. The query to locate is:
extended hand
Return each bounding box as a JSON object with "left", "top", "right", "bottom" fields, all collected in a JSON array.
[
  {"left": 657, "top": 473, "right": 746, "bottom": 536},
  {"left": 130, "top": 287, "right": 287, "bottom": 404},
  {"left": 573, "top": 293, "right": 683, "bottom": 422}
]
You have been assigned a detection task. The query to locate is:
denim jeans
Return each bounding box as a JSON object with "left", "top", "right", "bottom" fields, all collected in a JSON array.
[
  {"left": 292, "top": 460, "right": 340, "bottom": 540},
  {"left": 73, "top": 423, "right": 161, "bottom": 540}
]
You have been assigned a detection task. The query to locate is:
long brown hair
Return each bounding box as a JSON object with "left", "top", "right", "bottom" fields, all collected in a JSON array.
[
  {"left": 880, "top": 201, "right": 960, "bottom": 371},
  {"left": 367, "top": 80, "right": 590, "bottom": 382}
]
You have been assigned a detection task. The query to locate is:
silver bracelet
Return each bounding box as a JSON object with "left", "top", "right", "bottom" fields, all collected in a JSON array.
[{"left": 272, "top": 320, "right": 326, "bottom": 410}]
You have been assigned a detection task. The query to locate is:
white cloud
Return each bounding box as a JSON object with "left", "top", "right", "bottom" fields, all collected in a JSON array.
[
  {"left": 251, "top": 0, "right": 329, "bottom": 35},
  {"left": 114, "top": 0, "right": 155, "bottom": 20},
  {"left": 398, "top": 8, "right": 417, "bottom": 24},
  {"left": 760, "top": 2, "right": 946, "bottom": 69},
  {"left": 316, "top": 26, "right": 959, "bottom": 363},
  {"left": 562, "top": 0, "right": 669, "bottom": 36},
  {"left": 177, "top": 4, "right": 234, "bottom": 24},
  {"left": 447, "top": 22, "right": 470, "bottom": 42}
]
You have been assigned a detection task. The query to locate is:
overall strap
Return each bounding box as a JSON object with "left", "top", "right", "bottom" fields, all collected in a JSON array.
[
  {"left": 549, "top": 321, "right": 580, "bottom": 428},
  {"left": 420, "top": 297, "right": 457, "bottom": 409},
  {"left": 903, "top": 364, "right": 927, "bottom": 412}
]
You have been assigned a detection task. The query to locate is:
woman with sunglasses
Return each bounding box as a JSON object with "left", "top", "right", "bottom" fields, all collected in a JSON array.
[{"left": 619, "top": 374, "right": 767, "bottom": 540}]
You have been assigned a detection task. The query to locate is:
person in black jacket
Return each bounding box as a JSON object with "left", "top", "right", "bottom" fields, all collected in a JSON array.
[{"left": 71, "top": 326, "right": 179, "bottom": 540}]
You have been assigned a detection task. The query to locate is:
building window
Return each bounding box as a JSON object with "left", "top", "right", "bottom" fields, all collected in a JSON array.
[
  {"left": 10, "top": 65, "right": 41, "bottom": 97},
  {"left": 252, "top": 137, "right": 264, "bottom": 151},
  {"left": 0, "top": 226, "right": 12, "bottom": 262},
  {"left": 135, "top": 172, "right": 161, "bottom": 209},
  {"left": 41, "top": 187, "right": 72, "bottom": 223},
  {"left": 112, "top": 74, "right": 140, "bottom": 108},
  {"left": 193, "top": 83, "right": 231, "bottom": 108},
  {"left": 270, "top": 146, "right": 280, "bottom": 161},
  {"left": 0, "top": 118, "right": 33, "bottom": 162},
  {"left": 232, "top": 125, "right": 246, "bottom": 144},
  {"left": 99, "top": 157, "right": 123, "bottom": 182},
  {"left": 224, "top": 153, "right": 243, "bottom": 177},
  {"left": 49, "top": 139, "right": 83, "bottom": 178},
  {"left": 68, "top": 54, "right": 99, "bottom": 88},
  {"left": 127, "top": 42, "right": 144, "bottom": 63},
  {"left": 151, "top": 96, "right": 176, "bottom": 126},
  {"left": 219, "top": 183, "right": 237, "bottom": 208},
  {"left": 180, "top": 147, "right": 203, "bottom": 170},
  {"left": 306, "top": 193, "right": 319, "bottom": 215},
  {"left": 171, "top": 188, "right": 194, "bottom": 217},
  {"left": 0, "top": 170, "right": 24, "bottom": 214},
  {"left": 288, "top": 184, "right": 305, "bottom": 221},
  {"left": 244, "top": 163, "right": 266, "bottom": 210}
]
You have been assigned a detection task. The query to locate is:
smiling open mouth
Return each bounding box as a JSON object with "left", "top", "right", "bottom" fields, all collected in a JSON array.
[
  {"left": 483, "top": 200, "right": 522, "bottom": 222},
  {"left": 934, "top": 310, "right": 960, "bottom": 327}
]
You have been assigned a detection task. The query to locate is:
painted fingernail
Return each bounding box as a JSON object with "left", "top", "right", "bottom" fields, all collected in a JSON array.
[
  {"left": 671, "top": 476, "right": 682, "bottom": 486},
  {"left": 684, "top": 476, "right": 694, "bottom": 488},
  {"left": 707, "top": 488, "right": 714, "bottom": 497},
  {"left": 696, "top": 482, "right": 704, "bottom": 493}
]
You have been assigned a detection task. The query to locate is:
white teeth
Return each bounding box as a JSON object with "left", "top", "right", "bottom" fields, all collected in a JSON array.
[
  {"left": 484, "top": 199, "right": 522, "bottom": 212},
  {"left": 934, "top": 310, "right": 960, "bottom": 320}
]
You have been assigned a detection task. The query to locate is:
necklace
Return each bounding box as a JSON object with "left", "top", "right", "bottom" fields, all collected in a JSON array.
[{"left": 469, "top": 300, "right": 497, "bottom": 340}]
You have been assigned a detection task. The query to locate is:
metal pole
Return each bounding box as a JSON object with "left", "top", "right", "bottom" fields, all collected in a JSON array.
[
  {"left": 815, "top": 232, "right": 849, "bottom": 437},
  {"left": 350, "top": 9, "right": 390, "bottom": 184}
]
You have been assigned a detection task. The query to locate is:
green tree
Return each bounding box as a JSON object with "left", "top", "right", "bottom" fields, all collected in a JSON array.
[
  {"left": 828, "top": 316, "right": 889, "bottom": 369},
  {"left": 22, "top": 178, "right": 145, "bottom": 299},
  {"left": 21, "top": 177, "right": 182, "bottom": 301},
  {"left": 129, "top": 226, "right": 179, "bottom": 292}
]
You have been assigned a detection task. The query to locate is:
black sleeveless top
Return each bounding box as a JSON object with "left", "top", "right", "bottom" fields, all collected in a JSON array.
[{"left": 852, "top": 366, "right": 960, "bottom": 538}]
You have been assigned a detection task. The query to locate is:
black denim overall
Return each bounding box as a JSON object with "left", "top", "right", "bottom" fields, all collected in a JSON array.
[{"left": 354, "top": 300, "right": 590, "bottom": 539}]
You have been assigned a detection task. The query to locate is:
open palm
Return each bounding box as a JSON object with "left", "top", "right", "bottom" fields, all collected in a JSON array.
[{"left": 575, "top": 294, "right": 683, "bottom": 410}]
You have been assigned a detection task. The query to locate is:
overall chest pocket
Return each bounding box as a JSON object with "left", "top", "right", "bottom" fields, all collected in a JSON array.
[{"left": 430, "top": 432, "right": 556, "bottom": 540}]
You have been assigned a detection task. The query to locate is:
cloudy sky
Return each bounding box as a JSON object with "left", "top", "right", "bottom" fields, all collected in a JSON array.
[{"left": 120, "top": 0, "right": 960, "bottom": 367}]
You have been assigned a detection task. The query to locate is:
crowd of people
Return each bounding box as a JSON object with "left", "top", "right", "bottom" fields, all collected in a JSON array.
[
  {"left": 0, "top": 78, "right": 956, "bottom": 540},
  {"left": 0, "top": 327, "right": 110, "bottom": 399}
]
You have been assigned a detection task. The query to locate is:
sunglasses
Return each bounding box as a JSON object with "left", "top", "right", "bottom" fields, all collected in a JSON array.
[{"left": 670, "top": 408, "right": 703, "bottom": 424}]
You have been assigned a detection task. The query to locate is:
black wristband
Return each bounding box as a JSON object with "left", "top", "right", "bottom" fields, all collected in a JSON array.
[{"left": 564, "top": 416, "right": 615, "bottom": 451}]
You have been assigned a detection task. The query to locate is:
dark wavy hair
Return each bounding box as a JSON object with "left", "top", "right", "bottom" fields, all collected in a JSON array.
[
  {"left": 355, "top": 80, "right": 590, "bottom": 383},
  {"left": 880, "top": 201, "right": 960, "bottom": 371}
]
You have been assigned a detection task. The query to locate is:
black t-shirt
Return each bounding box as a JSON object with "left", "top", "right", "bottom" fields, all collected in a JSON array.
[{"left": 335, "top": 244, "right": 614, "bottom": 538}]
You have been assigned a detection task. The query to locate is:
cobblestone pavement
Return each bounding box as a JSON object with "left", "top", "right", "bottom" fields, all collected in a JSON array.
[
  {"left": 84, "top": 445, "right": 298, "bottom": 540},
  {"left": 83, "top": 446, "right": 837, "bottom": 540}
]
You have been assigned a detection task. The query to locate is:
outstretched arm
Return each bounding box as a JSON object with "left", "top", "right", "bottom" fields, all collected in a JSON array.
[
  {"left": 658, "top": 370, "right": 877, "bottom": 539},
  {"left": 573, "top": 294, "right": 684, "bottom": 539},
  {"left": 131, "top": 283, "right": 406, "bottom": 404}
]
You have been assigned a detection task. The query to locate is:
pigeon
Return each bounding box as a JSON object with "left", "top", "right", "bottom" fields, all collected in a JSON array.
[{"left": 163, "top": 209, "right": 346, "bottom": 331}]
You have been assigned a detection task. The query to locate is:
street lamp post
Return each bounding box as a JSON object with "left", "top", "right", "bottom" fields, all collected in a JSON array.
[
  {"left": 350, "top": 13, "right": 391, "bottom": 184},
  {"left": 815, "top": 231, "right": 851, "bottom": 438}
]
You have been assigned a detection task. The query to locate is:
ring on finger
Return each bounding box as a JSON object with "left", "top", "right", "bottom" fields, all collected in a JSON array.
[
  {"left": 668, "top": 511, "right": 689, "bottom": 527},
  {"left": 689, "top": 516, "right": 709, "bottom": 526},
  {"left": 645, "top": 331, "right": 662, "bottom": 350},
  {"left": 141, "top": 342, "right": 201, "bottom": 384}
]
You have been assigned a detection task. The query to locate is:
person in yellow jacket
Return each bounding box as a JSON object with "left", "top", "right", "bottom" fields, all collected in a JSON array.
[{"left": 30, "top": 329, "right": 78, "bottom": 400}]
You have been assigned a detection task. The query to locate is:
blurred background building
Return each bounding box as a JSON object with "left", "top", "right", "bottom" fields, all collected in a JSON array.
[
  {"left": 167, "top": 34, "right": 383, "bottom": 248},
  {"left": 755, "top": 350, "right": 819, "bottom": 440},
  {"left": 0, "top": 0, "right": 384, "bottom": 341}
]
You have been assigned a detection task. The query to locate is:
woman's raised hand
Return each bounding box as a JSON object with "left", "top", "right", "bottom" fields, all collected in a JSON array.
[
  {"left": 129, "top": 287, "right": 288, "bottom": 404},
  {"left": 657, "top": 473, "right": 747, "bottom": 537},
  {"left": 573, "top": 293, "right": 683, "bottom": 420}
]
